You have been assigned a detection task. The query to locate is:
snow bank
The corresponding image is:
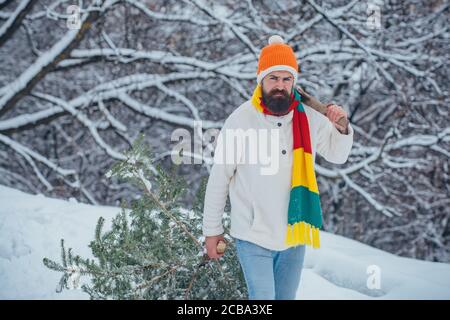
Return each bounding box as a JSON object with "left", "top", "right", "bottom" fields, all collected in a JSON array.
[
  {"left": 0, "top": 185, "right": 449, "bottom": 299},
  {"left": 0, "top": 185, "right": 117, "bottom": 299}
]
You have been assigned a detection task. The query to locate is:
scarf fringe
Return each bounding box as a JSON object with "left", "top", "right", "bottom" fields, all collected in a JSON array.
[{"left": 285, "top": 222, "right": 320, "bottom": 249}]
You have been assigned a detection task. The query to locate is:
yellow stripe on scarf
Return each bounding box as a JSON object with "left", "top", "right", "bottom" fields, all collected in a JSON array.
[
  {"left": 285, "top": 222, "right": 320, "bottom": 248},
  {"left": 292, "top": 148, "right": 319, "bottom": 194},
  {"left": 251, "top": 85, "right": 265, "bottom": 113}
]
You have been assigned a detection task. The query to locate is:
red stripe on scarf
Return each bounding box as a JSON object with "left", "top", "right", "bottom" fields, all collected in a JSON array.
[{"left": 293, "top": 110, "right": 312, "bottom": 154}]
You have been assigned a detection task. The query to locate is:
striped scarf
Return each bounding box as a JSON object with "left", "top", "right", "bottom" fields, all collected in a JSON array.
[{"left": 251, "top": 84, "right": 322, "bottom": 249}]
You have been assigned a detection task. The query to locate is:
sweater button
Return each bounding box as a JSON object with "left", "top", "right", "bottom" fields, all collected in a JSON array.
[
  {"left": 277, "top": 122, "right": 282, "bottom": 127},
  {"left": 282, "top": 149, "right": 286, "bottom": 155}
]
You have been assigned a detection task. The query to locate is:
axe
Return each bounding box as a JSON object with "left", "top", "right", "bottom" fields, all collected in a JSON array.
[{"left": 296, "top": 86, "right": 349, "bottom": 129}]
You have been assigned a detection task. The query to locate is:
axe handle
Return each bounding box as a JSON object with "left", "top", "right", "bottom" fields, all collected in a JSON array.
[
  {"left": 216, "top": 240, "right": 226, "bottom": 254},
  {"left": 296, "top": 86, "right": 349, "bottom": 129}
]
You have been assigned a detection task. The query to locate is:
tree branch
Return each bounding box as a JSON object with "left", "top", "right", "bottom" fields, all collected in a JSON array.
[{"left": 0, "top": 0, "right": 37, "bottom": 47}]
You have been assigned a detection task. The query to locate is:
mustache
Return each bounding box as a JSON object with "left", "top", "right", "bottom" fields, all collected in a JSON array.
[{"left": 268, "top": 89, "right": 289, "bottom": 98}]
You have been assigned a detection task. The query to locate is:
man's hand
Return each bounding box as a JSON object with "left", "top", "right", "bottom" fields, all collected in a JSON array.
[
  {"left": 326, "top": 104, "right": 349, "bottom": 134},
  {"left": 205, "top": 234, "right": 225, "bottom": 259}
]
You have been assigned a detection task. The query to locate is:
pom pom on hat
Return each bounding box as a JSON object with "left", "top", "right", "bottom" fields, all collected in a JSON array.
[
  {"left": 256, "top": 35, "right": 299, "bottom": 84},
  {"left": 268, "top": 35, "right": 284, "bottom": 45}
]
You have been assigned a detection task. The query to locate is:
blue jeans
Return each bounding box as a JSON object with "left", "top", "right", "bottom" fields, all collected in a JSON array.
[{"left": 235, "top": 238, "right": 306, "bottom": 300}]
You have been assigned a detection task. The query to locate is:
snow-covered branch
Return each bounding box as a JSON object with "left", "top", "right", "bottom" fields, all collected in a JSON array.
[
  {"left": 0, "top": 0, "right": 37, "bottom": 47},
  {"left": 124, "top": 0, "right": 217, "bottom": 26},
  {"left": 306, "top": 0, "right": 397, "bottom": 88},
  {"left": 33, "top": 92, "right": 127, "bottom": 161},
  {"left": 0, "top": 132, "right": 78, "bottom": 190},
  {"left": 65, "top": 48, "right": 254, "bottom": 80},
  {"left": 0, "top": 0, "right": 105, "bottom": 117},
  {"left": 117, "top": 93, "right": 222, "bottom": 130},
  {"left": 187, "top": 0, "right": 258, "bottom": 57},
  {"left": 339, "top": 170, "right": 401, "bottom": 218}
]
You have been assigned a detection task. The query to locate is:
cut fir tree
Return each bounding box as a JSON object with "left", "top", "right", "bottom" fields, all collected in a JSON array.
[{"left": 43, "top": 134, "right": 246, "bottom": 299}]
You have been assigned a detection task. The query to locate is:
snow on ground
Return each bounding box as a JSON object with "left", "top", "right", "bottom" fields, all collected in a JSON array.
[
  {"left": 0, "top": 185, "right": 117, "bottom": 299},
  {"left": 299, "top": 233, "right": 450, "bottom": 299},
  {"left": 1, "top": 184, "right": 449, "bottom": 300}
]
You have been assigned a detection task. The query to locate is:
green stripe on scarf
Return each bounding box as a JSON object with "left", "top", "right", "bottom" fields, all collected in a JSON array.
[{"left": 288, "top": 186, "right": 322, "bottom": 227}]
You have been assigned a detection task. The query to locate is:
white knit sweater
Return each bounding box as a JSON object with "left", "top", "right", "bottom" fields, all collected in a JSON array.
[{"left": 202, "top": 100, "right": 354, "bottom": 250}]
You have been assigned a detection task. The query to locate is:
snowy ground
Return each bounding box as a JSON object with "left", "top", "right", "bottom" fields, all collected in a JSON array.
[{"left": 1, "top": 184, "right": 449, "bottom": 300}]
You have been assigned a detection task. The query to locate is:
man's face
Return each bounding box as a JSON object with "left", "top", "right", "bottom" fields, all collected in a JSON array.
[{"left": 261, "top": 70, "right": 294, "bottom": 115}]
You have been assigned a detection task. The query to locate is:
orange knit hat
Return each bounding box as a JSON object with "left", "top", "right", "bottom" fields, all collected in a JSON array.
[{"left": 256, "top": 35, "right": 298, "bottom": 84}]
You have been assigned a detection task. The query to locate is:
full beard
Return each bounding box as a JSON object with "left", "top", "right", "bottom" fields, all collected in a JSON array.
[{"left": 261, "top": 87, "right": 293, "bottom": 115}]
